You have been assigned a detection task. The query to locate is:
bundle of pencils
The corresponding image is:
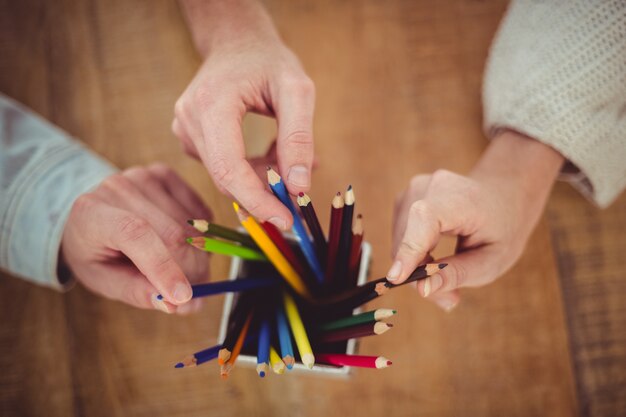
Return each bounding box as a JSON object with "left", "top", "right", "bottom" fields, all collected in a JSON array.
[{"left": 175, "top": 167, "right": 447, "bottom": 378}]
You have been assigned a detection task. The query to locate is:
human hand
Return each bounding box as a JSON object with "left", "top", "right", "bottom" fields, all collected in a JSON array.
[
  {"left": 173, "top": 0, "right": 315, "bottom": 230},
  {"left": 60, "top": 164, "right": 213, "bottom": 314},
  {"left": 388, "top": 131, "right": 564, "bottom": 311}
]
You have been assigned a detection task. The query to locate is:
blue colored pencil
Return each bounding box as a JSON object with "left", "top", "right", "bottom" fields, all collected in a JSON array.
[
  {"left": 156, "top": 278, "right": 278, "bottom": 300},
  {"left": 175, "top": 344, "right": 221, "bottom": 368},
  {"left": 275, "top": 304, "right": 295, "bottom": 369},
  {"left": 256, "top": 319, "right": 271, "bottom": 377},
  {"left": 266, "top": 167, "right": 324, "bottom": 282}
]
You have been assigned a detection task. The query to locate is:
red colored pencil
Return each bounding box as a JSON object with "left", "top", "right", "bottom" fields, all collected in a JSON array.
[
  {"left": 315, "top": 353, "right": 392, "bottom": 369},
  {"left": 348, "top": 214, "right": 364, "bottom": 287},
  {"left": 325, "top": 192, "right": 344, "bottom": 283},
  {"left": 259, "top": 221, "right": 306, "bottom": 279}
]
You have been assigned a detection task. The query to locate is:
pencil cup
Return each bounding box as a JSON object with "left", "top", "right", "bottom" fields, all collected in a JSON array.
[{"left": 218, "top": 240, "right": 372, "bottom": 378}]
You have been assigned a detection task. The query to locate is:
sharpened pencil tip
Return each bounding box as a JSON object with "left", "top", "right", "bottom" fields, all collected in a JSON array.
[
  {"left": 186, "top": 219, "right": 193, "bottom": 226},
  {"left": 347, "top": 185, "right": 352, "bottom": 190},
  {"left": 387, "top": 361, "right": 393, "bottom": 366},
  {"left": 186, "top": 237, "right": 193, "bottom": 244},
  {"left": 259, "top": 371, "right": 265, "bottom": 378},
  {"left": 266, "top": 166, "right": 272, "bottom": 171},
  {"left": 298, "top": 192, "right": 304, "bottom": 197},
  {"left": 156, "top": 294, "right": 163, "bottom": 301},
  {"left": 438, "top": 263, "right": 447, "bottom": 269},
  {"left": 174, "top": 362, "right": 183, "bottom": 368},
  {"left": 387, "top": 323, "right": 394, "bottom": 327}
]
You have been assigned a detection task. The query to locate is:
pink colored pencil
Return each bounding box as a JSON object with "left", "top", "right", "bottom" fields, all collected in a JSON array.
[{"left": 315, "top": 353, "right": 392, "bottom": 369}]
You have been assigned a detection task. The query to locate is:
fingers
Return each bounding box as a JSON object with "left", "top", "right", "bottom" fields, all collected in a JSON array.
[
  {"left": 197, "top": 99, "right": 293, "bottom": 229},
  {"left": 392, "top": 175, "right": 430, "bottom": 256},
  {"left": 146, "top": 163, "right": 213, "bottom": 221},
  {"left": 172, "top": 118, "right": 200, "bottom": 159},
  {"left": 428, "top": 290, "right": 461, "bottom": 312},
  {"left": 77, "top": 195, "right": 193, "bottom": 305},
  {"left": 274, "top": 77, "right": 315, "bottom": 195},
  {"left": 417, "top": 246, "right": 498, "bottom": 300},
  {"left": 387, "top": 200, "right": 441, "bottom": 283}
]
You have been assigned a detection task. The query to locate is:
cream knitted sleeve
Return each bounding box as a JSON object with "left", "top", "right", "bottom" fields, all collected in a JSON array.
[{"left": 483, "top": 0, "right": 626, "bottom": 208}]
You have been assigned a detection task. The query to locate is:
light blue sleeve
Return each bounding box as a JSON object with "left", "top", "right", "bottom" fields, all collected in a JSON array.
[{"left": 0, "top": 94, "right": 117, "bottom": 290}]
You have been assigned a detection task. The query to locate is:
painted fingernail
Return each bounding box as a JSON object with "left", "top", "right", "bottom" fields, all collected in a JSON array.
[
  {"left": 287, "top": 165, "right": 310, "bottom": 188},
  {"left": 386, "top": 261, "right": 402, "bottom": 281},
  {"left": 268, "top": 217, "right": 287, "bottom": 231},
  {"left": 435, "top": 298, "right": 459, "bottom": 312},
  {"left": 173, "top": 282, "right": 192, "bottom": 303},
  {"left": 151, "top": 293, "right": 171, "bottom": 314}
]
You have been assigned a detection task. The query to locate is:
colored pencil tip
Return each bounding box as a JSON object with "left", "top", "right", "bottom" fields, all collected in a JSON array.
[
  {"left": 286, "top": 363, "right": 294, "bottom": 370},
  {"left": 298, "top": 192, "right": 304, "bottom": 197},
  {"left": 259, "top": 371, "right": 266, "bottom": 378},
  {"left": 387, "top": 361, "right": 393, "bottom": 366},
  {"left": 392, "top": 310, "right": 397, "bottom": 314},
  {"left": 186, "top": 237, "right": 193, "bottom": 244},
  {"left": 174, "top": 362, "right": 183, "bottom": 368},
  {"left": 156, "top": 294, "right": 163, "bottom": 301},
  {"left": 186, "top": 219, "right": 193, "bottom": 226},
  {"left": 387, "top": 323, "right": 394, "bottom": 327},
  {"left": 438, "top": 263, "right": 448, "bottom": 269},
  {"left": 266, "top": 166, "right": 272, "bottom": 171},
  {"left": 232, "top": 202, "right": 240, "bottom": 211},
  {"left": 347, "top": 185, "right": 352, "bottom": 190}
]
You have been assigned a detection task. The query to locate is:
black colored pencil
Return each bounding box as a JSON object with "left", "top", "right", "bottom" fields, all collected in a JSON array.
[
  {"left": 335, "top": 186, "right": 355, "bottom": 286},
  {"left": 297, "top": 192, "right": 327, "bottom": 263}
]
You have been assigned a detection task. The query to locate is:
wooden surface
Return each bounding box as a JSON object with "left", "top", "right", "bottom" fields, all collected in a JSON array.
[{"left": 0, "top": 1, "right": 622, "bottom": 416}]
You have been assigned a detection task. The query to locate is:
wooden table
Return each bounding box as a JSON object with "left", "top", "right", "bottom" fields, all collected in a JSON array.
[{"left": 1, "top": 1, "right": 624, "bottom": 416}]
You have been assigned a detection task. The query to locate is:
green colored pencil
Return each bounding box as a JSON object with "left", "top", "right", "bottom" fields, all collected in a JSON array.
[
  {"left": 319, "top": 308, "right": 397, "bottom": 331},
  {"left": 187, "top": 219, "right": 258, "bottom": 249},
  {"left": 187, "top": 237, "right": 268, "bottom": 262}
]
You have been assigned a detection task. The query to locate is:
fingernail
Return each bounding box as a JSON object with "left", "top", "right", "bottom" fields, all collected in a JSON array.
[
  {"left": 430, "top": 273, "right": 443, "bottom": 295},
  {"left": 151, "top": 293, "right": 171, "bottom": 314},
  {"left": 423, "top": 278, "right": 431, "bottom": 297},
  {"left": 386, "top": 261, "right": 402, "bottom": 281},
  {"left": 268, "top": 216, "right": 287, "bottom": 231},
  {"left": 287, "top": 165, "right": 310, "bottom": 188},
  {"left": 173, "top": 282, "right": 192, "bottom": 303},
  {"left": 435, "top": 298, "right": 459, "bottom": 312}
]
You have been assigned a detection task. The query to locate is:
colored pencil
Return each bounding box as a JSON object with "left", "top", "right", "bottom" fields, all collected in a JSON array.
[
  {"left": 320, "top": 308, "right": 397, "bottom": 331},
  {"left": 325, "top": 192, "right": 344, "bottom": 283},
  {"left": 175, "top": 344, "right": 221, "bottom": 368},
  {"left": 260, "top": 221, "right": 305, "bottom": 276},
  {"left": 187, "top": 219, "right": 257, "bottom": 248},
  {"left": 318, "top": 322, "right": 393, "bottom": 343},
  {"left": 315, "top": 353, "right": 392, "bottom": 369},
  {"left": 297, "top": 192, "right": 327, "bottom": 262},
  {"left": 233, "top": 202, "right": 310, "bottom": 297},
  {"left": 335, "top": 185, "right": 355, "bottom": 284},
  {"left": 318, "top": 263, "right": 447, "bottom": 310},
  {"left": 269, "top": 346, "right": 286, "bottom": 374},
  {"left": 187, "top": 237, "right": 268, "bottom": 261},
  {"left": 348, "top": 214, "right": 364, "bottom": 286},
  {"left": 267, "top": 167, "right": 324, "bottom": 283},
  {"left": 220, "top": 311, "right": 253, "bottom": 379},
  {"left": 187, "top": 277, "right": 278, "bottom": 298},
  {"left": 283, "top": 292, "right": 315, "bottom": 369},
  {"left": 256, "top": 319, "right": 271, "bottom": 378},
  {"left": 276, "top": 304, "right": 295, "bottom": 369},
  {"left": 218, "top": 294, "right": 253, "bottom": 364}
]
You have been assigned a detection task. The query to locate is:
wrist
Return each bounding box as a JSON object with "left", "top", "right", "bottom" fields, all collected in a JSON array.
[
  {"left": 471, "top": 129, "right": 564, "bottom": 224},
  {"left": 179, "top": 0, "right": 281, "bottom": 58}
]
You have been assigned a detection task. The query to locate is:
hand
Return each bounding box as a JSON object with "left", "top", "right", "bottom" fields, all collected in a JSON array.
[
  {"left": 388, "top": 131, "right": 564, "bottom": 311},
  {"left": 60, "top": 164, "right": 213, "bottom": 314},
  {"left": 174, "top": 0, "right": 315, "bottom": 230}
]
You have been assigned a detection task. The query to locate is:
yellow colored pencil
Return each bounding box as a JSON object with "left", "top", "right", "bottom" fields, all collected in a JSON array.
[
  {"left": 269, "top": 346, "right": 286, "bottom": 375},
  {"left": 233, "top": 202, "right": 310, "bottom": 297},
  {"left": 283, "top": 292, "right": 315, "bottom": 369}
]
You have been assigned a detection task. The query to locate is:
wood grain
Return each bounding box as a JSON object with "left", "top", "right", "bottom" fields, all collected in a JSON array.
[{"left": 0, "top": 0, "right": 606, "bottom": 416}]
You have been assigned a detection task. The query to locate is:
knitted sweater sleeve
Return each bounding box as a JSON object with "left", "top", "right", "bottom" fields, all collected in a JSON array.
[{"left": 483, "top": 0, "right": 626, "bottom": 208}]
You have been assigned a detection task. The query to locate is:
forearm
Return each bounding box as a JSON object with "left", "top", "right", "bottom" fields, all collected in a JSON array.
[
  {"left": 178, "top": 0, "right": 280, "bottom": 57},
  {"left": 0, "top": 94, "right": 116, "bottom": 289}
]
